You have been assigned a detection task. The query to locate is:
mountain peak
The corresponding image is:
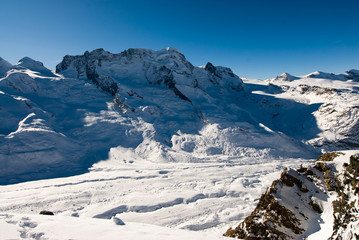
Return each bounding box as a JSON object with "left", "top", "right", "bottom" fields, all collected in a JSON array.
[
  {"left": 272, "top": 72, "right": 299, "bottom": 82},
  {"left": 14, "top": 57, "right": 55, "bottom": 77},
  {"left": 0, "top": 57, "right": 13, "bottom": 77},
  {"left": 306, "top": 70, "right": 335, "bottom": 78},
  {"left": 17, "top": 56, "right": 44, "bottom": 67},
  {"left": 204, "top": 62, "right": 216, "bottom": 73},
  {"left": 55, "top": 47, "right": 242, "bottom": 97},
  {"left": 306, "top": 70, "right": 359, "bottom": 81},
  {"left": 347, "top": 69, "right": 359, "bottom": 74},
  {"left": 345, "top": 69, "right": 359, "bottom": 82},
  {"left": 165, "top": 46, "right": 180, "bottom": 53}
]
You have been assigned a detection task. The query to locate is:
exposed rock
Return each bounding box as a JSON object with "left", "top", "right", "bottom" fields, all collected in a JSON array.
[
  {"left": 296, "top": 84, "right": 338, "bottom": 95},
  {"left": 111, "top": 216, "right": 125, "bottom": 225},
  {"left": 309, "top": 196, "right": 323, "bottom": 213},
  {"left": 345, "top": 69, "right": 359, "bottom": 82},
  {"left": 204, "top": 62, "right": 218, "bottom": 76},
  {"left": 224, "top": 182, "right": 304, "bottom": 239},
  {"left": 39, "top": 210, "right": 54, "bottom": 215},
  {"left": 224, "top": 152, "right": 359, "bottom": 240},
  {"left": 317, "top": 152, "right": 344, "bottom": 162},
  {"left": 330, "top": 154, "right": 359, "bottom": 239},
  {"left": 56, "top": 48, "right": 242, "bottom": 99}
]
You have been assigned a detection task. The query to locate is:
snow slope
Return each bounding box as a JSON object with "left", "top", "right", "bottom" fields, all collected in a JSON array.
[
  {"left": 266, "top": 71, "right": 359, "bottom": 149},
  {"left": 0, "top": 48, "right": 324, "bottom": 184},
  {"left": 0, "top": 148, "right": 309, "bottom": 235},
  {"left": 0, "top": 57, "right": 12, "bottom": 77},
  {"left": 0, "top": 213, "right": 227, "bottom": 240},
  {"left": 0, "top": 48, "right": 359, "bottom": 239}
]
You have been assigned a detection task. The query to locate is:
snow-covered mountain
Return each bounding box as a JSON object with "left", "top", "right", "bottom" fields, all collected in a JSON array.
[
  {"left": 305, "top": 70, "right": 359, "bottom": 82},
  {"left": 0, "top": 47, "right": 331, "bottom": 184},
  {"left": 266, "top": 71, "right": 359, "bottom": 149},
  {"left": 0, "top": 57, "right": 12, "bottom": 77},
  {"left": 1, "top": 47, "right": 359, "bottom": 239},
  {"left": 271, "top": 72, "right": 300, "bottom": 82}
]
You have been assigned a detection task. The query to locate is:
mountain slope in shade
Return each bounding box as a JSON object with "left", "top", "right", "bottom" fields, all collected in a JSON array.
[
  {"left": 0, "top": 57, "right": 12, "bottom": 77},
  {"left": 263, "top": 70, "right": 359, "bottom": 149}
]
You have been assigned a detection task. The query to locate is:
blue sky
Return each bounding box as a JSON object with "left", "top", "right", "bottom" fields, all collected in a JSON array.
[{"left": 1, "top": 0, "right": 358, "bottom": 79}]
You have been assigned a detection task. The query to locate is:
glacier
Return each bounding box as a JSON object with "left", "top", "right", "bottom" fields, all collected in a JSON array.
[
  {"left": 0, "top": 47, "right": 359, "bottom": 239},
  {"left": 0, "top": 47, "right": 330, "bottom": 184}
]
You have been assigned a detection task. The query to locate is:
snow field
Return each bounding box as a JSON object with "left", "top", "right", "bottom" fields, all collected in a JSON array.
[
  {"left": 0, "top": 153, "right": 311, "bottom": 236},
  {"left": 0, "top": 213, "right": 228, "bottom": 240}
]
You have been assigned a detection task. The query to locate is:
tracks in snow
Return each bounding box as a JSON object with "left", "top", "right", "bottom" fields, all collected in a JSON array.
[{"left": 0, "top": 157, "right": 311, "bottom": 233}]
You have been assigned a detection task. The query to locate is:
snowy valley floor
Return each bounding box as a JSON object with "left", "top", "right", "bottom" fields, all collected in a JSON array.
[{"left": 0, "top": 153, "right": 313, "bottom": 239}]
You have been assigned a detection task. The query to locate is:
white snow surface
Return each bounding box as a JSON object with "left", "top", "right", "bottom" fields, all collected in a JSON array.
[
  {"left": 0, "top": 48, "right": 359, "bottom": 238},
  {"left": 0, "top": 149, "right": 309, "bottom": 235},
  {"left": 0, "top": 213, "right": 227, "bottom": 240}
]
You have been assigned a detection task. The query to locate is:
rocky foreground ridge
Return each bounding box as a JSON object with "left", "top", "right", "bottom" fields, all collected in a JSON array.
[{"left": 224, "top": 151, "right": 359, "bottom": 240}]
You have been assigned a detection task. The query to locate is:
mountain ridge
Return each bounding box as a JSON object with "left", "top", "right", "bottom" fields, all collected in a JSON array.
[
  {"left": 224, "top": 151, "right": 359, "bottom": 240},
  {"left": 0, "top": 47, "right": 358, "bottom": 185}
]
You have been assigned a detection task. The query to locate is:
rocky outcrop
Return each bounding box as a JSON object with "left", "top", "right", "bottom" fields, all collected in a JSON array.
[
  {"left": 56, "top": 47, "right": 243, "bottom": 99},
  {"left": 345, "top": 69, "right": 359, "bottom": 82},
  {"left": 224, "top": 152, "right": 359, "bottom": 240},
  {"left": 56, "top": 49, "right": 119, "bottom": 95},
  {"left": 330, "top": 154, "right": 359, "bottom": 239},
  {"left": 296, "top": 84, "right": 339, "bottom": 95}
]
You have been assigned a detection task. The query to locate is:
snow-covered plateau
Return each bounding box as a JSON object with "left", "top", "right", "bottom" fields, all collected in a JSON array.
[{"left": 0, "top": 47, "right": 358, "bottom": 239}]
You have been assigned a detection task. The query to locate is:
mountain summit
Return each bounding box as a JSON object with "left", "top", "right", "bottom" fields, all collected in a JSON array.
[
  {"left": 0, "top": 57, "right": 12, "bottom": 77},
  {"left": 55, "top": 47, "right": 242, "bottom": 96},
  {"left": 0, "top": 47, "right": 358, "bottom": 184}
]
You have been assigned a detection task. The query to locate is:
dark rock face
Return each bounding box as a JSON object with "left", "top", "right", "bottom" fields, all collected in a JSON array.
[
  {"left": 296, "top": 84, "right": 339, "bottom": 95},
  {"left": 224, "top": 178, "right": 305, "bottom": 239},
  {"left": 224, "top": 152, "right": 359, "bottom": 240},
  {"left": 330, "top": 154, "right": 359, "bottom": 239},
  {"left": 56, "top": 48, "right": 242, "bottom": 101},
  {"left": 39, "top": 210, "right": 54, "bottom": 215},
  {"left": 346, "top": 69, "right": 359, "bottom": 82},
  {"left": 56, "top": 49, "right": 119, "bottom": 96},
  {"left": 205, "top": 62, "right": 217, "bottom": 75}
]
